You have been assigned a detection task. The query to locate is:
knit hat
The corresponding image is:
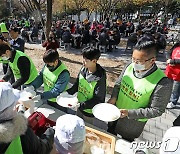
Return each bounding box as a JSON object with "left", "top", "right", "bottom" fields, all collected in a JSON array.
[{"left": 0, "top": 23, "right": 8, "bottom": 33}]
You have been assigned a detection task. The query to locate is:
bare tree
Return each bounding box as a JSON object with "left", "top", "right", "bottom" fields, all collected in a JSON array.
[
  {"left": 46, "top": 0, "right": 52, "bottom": 39},
  {"left": 72, "top": 0, "right": 86, "bottom": 21},
  {"left": 18, "top": 0, "right": 53, "bottom": 39},
  {"left": 95, "top": 0, "right": 120, "bottom": 20}
]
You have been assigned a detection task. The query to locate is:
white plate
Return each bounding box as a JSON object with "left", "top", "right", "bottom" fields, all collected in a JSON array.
[
  {"left": 92, "top": 103, "right": 120, "bottom": 122},
  {"left": 56, "top": 94, "right": 78, "bottom": 108},
  {"left": 36, "top": 108, "right": 55, "bottom": 118}
]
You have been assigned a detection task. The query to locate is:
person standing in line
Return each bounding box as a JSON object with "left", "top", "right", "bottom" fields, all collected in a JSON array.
[
  {"left": 166, "top": 42, "right": 180, "bottom": 109},
  {"left": 9, "top": 27, "right": 25, "bottom": 52}
]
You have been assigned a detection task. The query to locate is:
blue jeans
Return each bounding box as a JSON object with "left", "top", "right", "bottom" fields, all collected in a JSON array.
[{"left": 170, "top": 81, "right": 180, "bottom": 105}]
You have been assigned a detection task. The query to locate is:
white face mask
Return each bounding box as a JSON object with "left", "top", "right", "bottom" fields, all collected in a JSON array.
[
  {"left": 1, "top": 56, "right": 9, "bottom": 61},
  {"left": 135, "top": 71, "right": 148, "bottom": 78},
  {"left": 133, "top": 63, "right": 146, "bottom": 71}
]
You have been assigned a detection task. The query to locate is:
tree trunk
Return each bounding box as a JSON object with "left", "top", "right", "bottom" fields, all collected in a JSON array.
[
  {"left": 32, "top": 0, "right": 45, "bottom": 38},
  {"left": 46, "top": 0, "right": 52, "bottom": 39},
  {"left": 95, "top": 11, "right": 97, "bottom": 21},
  {"left": 100, "top": 12, "right": 103, "bottom": 21},
  {"left": 86, "top": 9, "right": 90, "bottom": 20},
  {"left": 77, "top": 10, "right": 81, "bottom": 21}
]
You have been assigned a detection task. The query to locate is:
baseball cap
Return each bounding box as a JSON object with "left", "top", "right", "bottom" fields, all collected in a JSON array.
[
  {"left": 0, "top": 82, "right": 20, "bottom": 112},
  {"left": 55, "top": 114, "right": 85, "bottom": 143},
  {"left": 0, "top": 23, "right": 8, "bottom": 33},
  {"left": 54, "top": 114, "right": 85, "bottom": 153}
]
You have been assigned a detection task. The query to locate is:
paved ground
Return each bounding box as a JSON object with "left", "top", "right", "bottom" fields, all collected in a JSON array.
[{"left": 1, "top": 39, "right": 179, "bottom": 154}]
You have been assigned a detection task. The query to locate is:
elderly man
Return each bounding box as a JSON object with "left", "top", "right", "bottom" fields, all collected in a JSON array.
[{"left": 0, "top": 82, "right": 54, "bottom": 154}]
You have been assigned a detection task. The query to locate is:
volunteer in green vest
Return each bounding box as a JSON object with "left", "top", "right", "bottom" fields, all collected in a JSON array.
[
  {"left": 25, "top": 20, "right": 30, "bottom": 28},
  {"left": 0, "top": 22, "right": 13, "bottom": 81},
  {"left": 0, "top": 36, "right": 9, "bottom": 73},
  {"left": 0, "top": 22, "right": 9, "bottom": 33},
  {"left": 0, "top": 35, "right": 8, "bottom": 64},
  {"left": 28, "top": 49, "right": 70, "bottom": 112},
  {"left": 0, "top": 43, "right": 38, "bottom": 89},
  {"left": 67, "top": 47, "right": 106, "bottom": 125},
  {"left": 107, "top": 37, "right": 173, "bottom": 142},
  {"left": 0, "top": 82, "right": 54, "bottom": 154},
  {"left": 0, "top": 21, "right": 10, "bottom": 41}
]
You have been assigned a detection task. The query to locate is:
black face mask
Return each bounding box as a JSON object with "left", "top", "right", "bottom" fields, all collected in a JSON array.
[{"left": 47, "top": 64, "right": 54, "bottom": 71}]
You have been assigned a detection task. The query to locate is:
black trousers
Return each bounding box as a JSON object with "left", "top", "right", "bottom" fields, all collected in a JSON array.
[{"left": 108, "top": 117, "right": 146, "bottom": 142}]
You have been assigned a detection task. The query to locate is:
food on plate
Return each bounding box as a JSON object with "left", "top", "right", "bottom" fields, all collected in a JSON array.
[{"left": 56, "top": 94, "right": 78, "bottom": 108}]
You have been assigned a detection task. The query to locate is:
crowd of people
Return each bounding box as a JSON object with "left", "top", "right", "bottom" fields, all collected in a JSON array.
[
  {"left": 0, "top": 17, "right": 180, "bottom": 154},
  {"left": 1, "top": 17, "right": 172, "bottom": 53}
]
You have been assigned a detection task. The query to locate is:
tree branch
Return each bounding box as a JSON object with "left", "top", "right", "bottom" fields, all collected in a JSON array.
[{"left": 19, "top": 0, "right": 32, "bottom": 14}]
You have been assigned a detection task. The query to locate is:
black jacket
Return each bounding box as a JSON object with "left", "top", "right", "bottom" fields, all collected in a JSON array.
[
  {"left": 11, "top": 37, "right": 25, "bottom": 52},
  {"left": 3, "top": 49, "right": 31, "bottom": 89},
  {"left": 62, "top": 31, "right": 72, "bottom": 43},
  {"left": 99, "top": 32, "right": 109, "bottom": 46},
  {"left": 0, "top": 114, "right": 54, "bottom": 154}
]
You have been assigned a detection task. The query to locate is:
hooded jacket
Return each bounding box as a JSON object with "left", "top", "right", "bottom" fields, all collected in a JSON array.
[{"left": 0, "top": 114, "right": 54, "bottom": 154}]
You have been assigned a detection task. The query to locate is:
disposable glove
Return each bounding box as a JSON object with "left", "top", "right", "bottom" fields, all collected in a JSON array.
[
  {"left": 24, "top": 85, "right": 35, "bottom": 92},
  {"left": 60, "top": 91, "right": 69, "bottom": 97},
  {"left": 31, "top": 94, "right": 41, "bottom": 101}
]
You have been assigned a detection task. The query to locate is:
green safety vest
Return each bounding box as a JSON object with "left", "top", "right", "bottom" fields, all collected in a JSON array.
[
  {"left": 5, "top": 136, "right": 23, "bottom": 154},
  {"left": 18, "top": 21, "right": 22, "bottom": 26},
  {"left": 116, "top": 63, "right": 165, "bottom": 122},
  {"left": 0, "top": 22, "right": 8, "bottom": 33},
  {"left": 77, "top": 73, "right": 97, "bottom": 114},
  {"left": 43, "top": 63, "right": 68, "bottom": 102},
  {"left": 9, "top": 50, "right": 38, "bottom": 84},
  {"left": 25, "top": 21, "right": 30, "bottom": 27}
]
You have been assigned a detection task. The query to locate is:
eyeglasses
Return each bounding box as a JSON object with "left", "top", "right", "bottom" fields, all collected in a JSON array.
[{"left": 132, "top": 57, "right": 154, "bottom": 64}]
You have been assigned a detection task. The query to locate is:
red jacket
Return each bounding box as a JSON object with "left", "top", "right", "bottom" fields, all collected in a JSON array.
[
  {"left": 165, "top": 46, "right": 180, "bottom": 81},
  {"left": 42, "top": 40, "right": 59, "bottom": 51}
]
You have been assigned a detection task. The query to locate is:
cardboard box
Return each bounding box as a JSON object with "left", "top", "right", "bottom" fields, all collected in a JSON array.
[{"left": 84, "top": 126, "right": 116, "bottom": 154}]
